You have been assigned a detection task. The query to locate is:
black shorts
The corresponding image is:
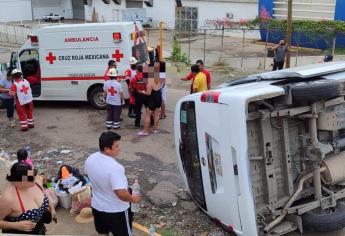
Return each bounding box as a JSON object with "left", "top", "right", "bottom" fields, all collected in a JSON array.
[{"left": 92, "top": 208, "right": 133, "bottom": 235}]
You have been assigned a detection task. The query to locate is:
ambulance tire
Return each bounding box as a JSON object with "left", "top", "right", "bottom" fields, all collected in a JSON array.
[
  {"left": 302, "top": 202, "right": 345, "bottom": 232},
  {"left": 89, "top": 86, "right": 106, "bottom": 110},
  {"left": 290, "top": 79, "right": 341, "bottom": 106}
]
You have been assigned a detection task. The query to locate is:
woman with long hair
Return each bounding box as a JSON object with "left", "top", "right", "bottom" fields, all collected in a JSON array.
[{"left": 137, "top": 75, "right": 162, "bottom": 136}]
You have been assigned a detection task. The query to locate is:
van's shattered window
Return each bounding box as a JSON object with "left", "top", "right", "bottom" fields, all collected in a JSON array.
[{"left": 206, "top": 133, "right": 218, "bottom": 193}]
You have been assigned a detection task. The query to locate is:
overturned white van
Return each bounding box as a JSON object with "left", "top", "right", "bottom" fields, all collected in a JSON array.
[
  {"left": 9, "top": 21, "right": 148, "bottom": 109},
  {"left": 174, "top": 62, "right": 345, "bottom": 235}
]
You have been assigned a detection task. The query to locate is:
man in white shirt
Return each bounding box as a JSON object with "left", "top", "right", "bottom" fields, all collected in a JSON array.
[{"left": 85, "top": 131, "right": 141, "bottom": 236}]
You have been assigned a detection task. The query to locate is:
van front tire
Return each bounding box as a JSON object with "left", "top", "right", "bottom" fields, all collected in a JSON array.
[{"left": 89, "top": 86, "right": 106, "bottom": 110}]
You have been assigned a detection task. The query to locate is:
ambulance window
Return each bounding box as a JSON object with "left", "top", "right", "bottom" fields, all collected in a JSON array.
[
  {"left": 19, "top": 50, "right": 39, "bottom": 78},
  {"left": 19, "top": 50, "right": 39, "bottom": 61}
]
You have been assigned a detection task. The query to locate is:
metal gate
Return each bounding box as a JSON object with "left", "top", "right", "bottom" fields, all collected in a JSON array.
[
  {"left": 72, "top": 0, "right": 85, "bottom": 20},
  {"left": 175, "top": 6, "right": 198, "bottom": 38}
]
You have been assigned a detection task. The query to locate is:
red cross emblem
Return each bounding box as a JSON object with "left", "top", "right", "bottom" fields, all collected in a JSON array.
[
  {"left": 46, "top": 52, "right": 56, "bottom": 64},
  {"left": 112, "top": 49, "right": 124, "bottom": 62},
  {"left": 20, "top": 85, "right": 29, "bottom": 95},
  {"left": 108, "top": 86, "right": 117, "bottom": 96}
]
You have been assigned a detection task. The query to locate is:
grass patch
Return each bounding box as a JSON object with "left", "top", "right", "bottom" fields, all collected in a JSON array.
[
  {"left": 161, "top": 229, "right": 179, "bottom": 236},
  {"left": 324, "top": 47, "right": 345, "bottom": 55}
]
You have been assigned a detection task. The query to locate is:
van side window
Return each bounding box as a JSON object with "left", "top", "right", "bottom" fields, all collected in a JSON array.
[{"left": 179, "top": 101, "right": 207, "bottom": 210}]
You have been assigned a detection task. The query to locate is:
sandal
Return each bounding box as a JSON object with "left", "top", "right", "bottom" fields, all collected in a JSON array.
[{"left": 137, "top": 131, "right": 149, "bottom": 136}]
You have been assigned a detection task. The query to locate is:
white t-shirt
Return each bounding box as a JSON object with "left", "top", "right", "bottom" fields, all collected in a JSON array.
[
  {"left": 85, "top": 152, "right": 129, "bottom": 213},
  {"left": 103, "top": 79, "right": 122, "bottom": 106}
]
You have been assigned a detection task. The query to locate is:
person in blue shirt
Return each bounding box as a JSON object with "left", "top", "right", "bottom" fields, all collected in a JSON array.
[{"left": 0, "top": 70, "right": 15, "bottom": 127}]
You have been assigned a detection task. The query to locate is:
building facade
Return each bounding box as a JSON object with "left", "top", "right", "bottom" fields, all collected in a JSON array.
[
  {"left": 0, "top": 0, "right": 85, "bottom": 22},
  {"left": 85, "top": 0, "right": 259, "bottom": 28}
]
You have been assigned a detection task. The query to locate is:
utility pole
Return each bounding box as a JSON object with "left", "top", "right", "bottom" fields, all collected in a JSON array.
[{"left": 286, "top": 0, "right": 293, "bottom": 68}]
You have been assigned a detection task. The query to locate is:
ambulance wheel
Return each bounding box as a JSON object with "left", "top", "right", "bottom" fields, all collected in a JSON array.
[{"left": 89, "top": 86, "right": 106, "bottom": 110}]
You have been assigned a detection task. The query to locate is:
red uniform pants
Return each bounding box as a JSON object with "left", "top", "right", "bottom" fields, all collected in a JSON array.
[{"left": 16, "top": 101, "right": 34, "bottom": 130}]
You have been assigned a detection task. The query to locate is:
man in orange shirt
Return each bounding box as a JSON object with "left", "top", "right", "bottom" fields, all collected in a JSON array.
[{"left": 181, "top": 59, "right": 212, "bottom": 93}]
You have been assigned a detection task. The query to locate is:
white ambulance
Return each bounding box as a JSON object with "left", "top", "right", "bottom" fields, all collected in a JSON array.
[
  {"left": 175, "top": 62, "right": 345, "bottom": 235},
  {"left": 9, "top": 21, "right": 148, "bottom": 109}
]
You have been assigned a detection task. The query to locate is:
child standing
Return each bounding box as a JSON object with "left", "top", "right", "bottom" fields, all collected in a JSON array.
[
  {"left": 17, "top": 148, "right": 34, "bottom": 168},
  {"left": 103, "top": 68, "right": 124, "bottom": 130}
]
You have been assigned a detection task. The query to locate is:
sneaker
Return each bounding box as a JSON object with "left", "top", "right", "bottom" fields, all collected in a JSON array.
[
  {"left": 159, "top": 115, "right": 167, "bottom": 120},
  {"left": 137, "top": 131, "right": 149, "bottom": 136},
  {"left": 10, "top": 120, "right": 16, "bottom": 128},
  {"left": 152, "top": 130, "right": 158, "bottom": 134}
]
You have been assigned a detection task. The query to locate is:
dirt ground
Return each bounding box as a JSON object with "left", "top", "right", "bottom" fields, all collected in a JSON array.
[{"left": 2, "top": 24, "right": 345, "bottom": 235}]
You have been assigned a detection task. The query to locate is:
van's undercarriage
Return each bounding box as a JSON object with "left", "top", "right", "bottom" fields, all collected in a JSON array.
[{"left": 247, "top": 79, "right": 345, "bottom": 235}]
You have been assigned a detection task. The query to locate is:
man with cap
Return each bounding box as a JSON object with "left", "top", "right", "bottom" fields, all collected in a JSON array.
[
  {"left": 104, "top": 60, "right": 118, "bottom": 81},
  {"left": 103, "top": 68, "right": 124, "bottom": 130},
  {"left": 125, "top": 57, "right": 137, "bottom": 118},
  {"left": 9, "top": 69, "right": 34, "bottom": 131}
]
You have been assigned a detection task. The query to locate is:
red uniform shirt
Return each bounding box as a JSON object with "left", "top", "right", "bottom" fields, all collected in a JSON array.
[{"left": 129, "top": 73, "right": 146, "bottom": 92}]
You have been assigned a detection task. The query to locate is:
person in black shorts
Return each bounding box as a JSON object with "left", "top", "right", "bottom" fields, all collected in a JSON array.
[
  {"left": 137, "top": 63, "right": 163, "bottom": 136},
  {"left": 85, "top": 132, "right": 141, "bottom": 236}
]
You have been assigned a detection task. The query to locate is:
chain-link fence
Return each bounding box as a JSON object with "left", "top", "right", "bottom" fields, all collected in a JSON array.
[
  {"left": 147, "top": 26, "right": 345, "bottom": 73},
  {"left": 2, "top": 21, "right": 345, "bottom": 74}
]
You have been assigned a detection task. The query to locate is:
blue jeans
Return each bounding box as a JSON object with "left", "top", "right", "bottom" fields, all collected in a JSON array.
[{"left": 1, "top": 98, "right": 14, "bottom": 119}]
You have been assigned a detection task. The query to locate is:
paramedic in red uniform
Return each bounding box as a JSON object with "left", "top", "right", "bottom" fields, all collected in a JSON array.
[
  {"left": 181, "top": 59, "right": 212, "bottom": 93},
  {"left": 9, "top": 69, "right": 34, "bottom": 131},
  {"left": 125, "top": 57, "right": 137, "bottom": 118},
  {"left": 129, "top": 64, "right": 146, "bottom": 127}
]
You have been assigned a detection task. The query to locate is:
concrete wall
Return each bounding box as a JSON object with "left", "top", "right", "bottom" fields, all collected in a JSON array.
[
  {"left": 85, "top": 0, "right": 126, "bottom": 22},
  {"left": 61, "top": 0, "right": 73, "bottom": 19},
  {"left": 86, "top": 0, "right": 258, "bottom": 27},
  {"left": 0, "top": 0, "right": 32, "bottom": 22},
  {"left": 32, "top": 0, "right": 62, "bottom": 19},
  {"left": 32, "top": 0, "right": 73, "bottom": 20},
  {"left": 147, "top": 0, "right": 258, "bottom": 28}
]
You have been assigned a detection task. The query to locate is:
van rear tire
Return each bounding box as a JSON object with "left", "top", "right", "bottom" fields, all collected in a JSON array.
[
  {"left": 290, "top": 79, "right": 341, "bottom": 106},
  {"left": 302, "top": 202, "right": 345, "bottom": 232},
  {"left": 89, "top": 86, "right": 106, "bottom": 110}
]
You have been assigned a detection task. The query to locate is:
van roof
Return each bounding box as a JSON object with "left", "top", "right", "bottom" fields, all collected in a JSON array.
[{"left": 37, "top": 21, "right": 136, "bottom": 32}]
